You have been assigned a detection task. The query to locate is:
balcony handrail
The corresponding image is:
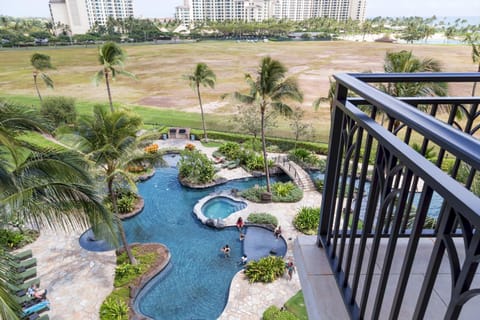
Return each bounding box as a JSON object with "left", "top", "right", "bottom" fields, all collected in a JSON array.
[
  {"left": 314, "top": 73, "right": 480, "bottom": 319},
  {"left": 348, "top": 72, "right": 480, "bottom": 83},
  {"left": 343, "top": 100, "right": 480, "bottom": 226},
  {"left": 334, "top": 73, "right": 480, "bottom": 170},
  {"left": 349, "top": 96, "right": 480, "bottom": 105}
]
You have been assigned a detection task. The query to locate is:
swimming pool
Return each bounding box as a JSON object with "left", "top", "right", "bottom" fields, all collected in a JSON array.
[
  {"left": 202, "top": 196, "right": 247, "bottom": 219},
  {"left": 309, "top": 171, "right": 444, "bottom": 218},
  {"left": 123, "top": 156, "right": 290, "bottom": 319}
]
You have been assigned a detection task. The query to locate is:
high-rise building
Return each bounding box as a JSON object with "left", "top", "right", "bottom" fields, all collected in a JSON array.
[
  {"left": 175, "top": 0, "right": 366, "bottom": 24},
  {"left": 49, "top": 0, "right": 134, "bottom": 35}
]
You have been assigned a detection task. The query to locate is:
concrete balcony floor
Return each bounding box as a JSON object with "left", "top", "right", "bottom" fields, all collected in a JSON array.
[{"left": 294, "top": 235, "right": 480, "bottom": 320}]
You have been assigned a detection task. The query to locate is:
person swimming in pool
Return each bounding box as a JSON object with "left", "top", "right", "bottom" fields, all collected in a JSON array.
[{"left": 221, "top": 244, "right": 231, "bottom": 257}]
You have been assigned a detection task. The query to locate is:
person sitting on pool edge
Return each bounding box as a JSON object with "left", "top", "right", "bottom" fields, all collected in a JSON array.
[
  {"left": 236, "top": 217, "right": 244, "bottom": 231},
  {"left": 221, "top": 244, "right": 231, "bottom": 257},
  {"left": 274, "top": 225, "right": 282, "bottom": 239}
]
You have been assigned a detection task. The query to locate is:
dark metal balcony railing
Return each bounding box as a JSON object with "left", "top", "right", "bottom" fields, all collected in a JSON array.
[{"left": 318, "top": 73, "right": 480, "bottom": 319}]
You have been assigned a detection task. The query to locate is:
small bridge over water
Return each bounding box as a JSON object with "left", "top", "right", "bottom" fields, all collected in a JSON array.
[{"left": 273, "top": 156, "right": 316, "bottom": 192}]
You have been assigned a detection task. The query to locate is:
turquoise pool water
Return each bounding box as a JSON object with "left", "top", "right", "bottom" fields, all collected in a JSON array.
[
  {"left": 202, "top": 196, "right": 247, "bottom": 219},
  {"left": 309, "top": 171, "right": 443, "bottom": 218},
  {"left": 123, "top": 156, "right": 289, "bottom": 319}
]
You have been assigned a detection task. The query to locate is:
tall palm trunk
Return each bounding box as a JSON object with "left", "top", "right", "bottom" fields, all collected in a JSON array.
[
  {"left": 472, "top": 64, "right": 480, "bottom": 97},
  {"left": 260, "top": 104, "right": 271, "bottom": 193},
  {"left": 105, "top": 69, "right": 114, "bottom": 112},
  {"left": 197, "top": 83, "right": 208, "bottom": 141},
  {"left": 33, "top": 71, "right": 42, "bottom": 102},
  {"left": 108, "top": 178, "right": 137, "bottom": 265}
]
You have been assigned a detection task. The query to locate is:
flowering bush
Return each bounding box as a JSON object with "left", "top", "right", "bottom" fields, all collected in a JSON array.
[
  {"left": 185, "top": 143, "right": 196, "bottom": 151},
  {"left": 144, "top": 144, "right": 158, "bottom": 154}
]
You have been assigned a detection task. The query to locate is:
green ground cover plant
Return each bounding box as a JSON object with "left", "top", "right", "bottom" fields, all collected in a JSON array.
[
  {"left": 263, "top": 306, "right": 297, "bottom": 320},
  {"left": 242, "top": 182, "right": 303, "bottom": 202},
  {"left": 245, "top": 256, "right": 285, "bottom": 283},
  {"left": 293, "top": 207, "right": 321, "bottom": 235},
  {"left": 284, "top": 291, "right": 308, "bottom": 320},
  {"left": 247, "top": 213, "right": 278, "bottom": 226},
  {"left": 100, "top": 247, "right": 158, "bottom": 319},
  {"left": 178, "top": 149, "right": 216, "bottom": 184}
]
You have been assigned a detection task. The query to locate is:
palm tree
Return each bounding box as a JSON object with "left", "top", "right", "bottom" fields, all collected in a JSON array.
[
  {"left": 185, "top": 63, "right": 216, "bottom": 141},
  {"left": 465, "top": 34, "right": 480, "bottom": 96},
  {"left": 232, "top": 57, "right": 303, "bottom": 194},
  {"left": 382, "top": 50, "right": 447, "bottom": 97},
  {"left": 95, "top": 42, "right": 136, "bottom": 112},
  {"left": 0, "top": 101, "right": 113, "bottom": 319},
  {"left": 71, "top": 105, "right": 163, "bottom": 264},
  {"left": 30, "top": 53, "right": 55, "bottom": 102}
]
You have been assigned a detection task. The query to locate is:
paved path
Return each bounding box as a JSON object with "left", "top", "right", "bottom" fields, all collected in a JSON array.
[
  {"left": 20, "top": 138, "right": 322, "bottom": 319},
  {"left": 19, "top": 230, "right": 116, "bottom": 320}
]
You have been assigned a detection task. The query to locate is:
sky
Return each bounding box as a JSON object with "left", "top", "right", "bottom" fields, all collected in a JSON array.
[{"left": 0, "top": 0, "right": 479, "bottom": 19}]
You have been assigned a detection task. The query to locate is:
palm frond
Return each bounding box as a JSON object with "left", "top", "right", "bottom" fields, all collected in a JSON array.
[{"left": 40, "top": 73, "right": 54, "bottom": 88}]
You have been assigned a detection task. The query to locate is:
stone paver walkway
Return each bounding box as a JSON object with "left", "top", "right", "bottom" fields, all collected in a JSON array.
[
  {"left": 19, "top": 230, "right": 115, "bottom": 320},
  {"left": 21, "top": 138, "right": 321, "bottom": 319}
]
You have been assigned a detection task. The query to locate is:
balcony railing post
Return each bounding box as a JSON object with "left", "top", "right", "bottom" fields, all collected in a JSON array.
[{"left": 318, "top": 82, "right": 348, "bottom": 247}]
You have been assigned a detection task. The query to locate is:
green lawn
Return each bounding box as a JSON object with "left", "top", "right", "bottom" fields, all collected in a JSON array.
[
  {"left": 284, "top": 290, "right": 308, "bottom": 320},
  {"left": 0, "top": 41, "right": 473, "bottom": 143}
]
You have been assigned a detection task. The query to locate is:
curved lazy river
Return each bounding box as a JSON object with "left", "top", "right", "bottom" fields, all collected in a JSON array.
[{"left": 123, "top": 156, "right": 289, "bottom": 319}]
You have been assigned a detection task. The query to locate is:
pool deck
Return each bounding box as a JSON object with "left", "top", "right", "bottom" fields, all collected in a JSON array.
[{"left": 20, "top": 138, "right": 321, "bottom": 319}]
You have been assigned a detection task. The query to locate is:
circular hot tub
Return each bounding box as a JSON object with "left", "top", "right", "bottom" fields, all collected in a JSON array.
[{"left": 202, "top": 196, "right": 247, "bottom": 219}]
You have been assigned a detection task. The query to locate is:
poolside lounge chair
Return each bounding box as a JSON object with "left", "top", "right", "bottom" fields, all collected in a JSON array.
[
  {"left": 7, "top": 278, "right": 40, "bottom": 296},
  {"left": 24, "top": 313, "right": 50, "bottom": 320},
  {"left": 8, "top": 250, "right": 33, "bottom": 261},
  {"left": 14, "top": 267, "right": 37, "bottom": 283},
  {"left": 227, "top": 159, "right": 240, "bottom": 169},
  {"left": 11, "top": 257, "right": 37, "bottom": 272},
  {"left": 22, "top": 300, "right": 50, "bottom": 318},
  {"left": 14, "top": 294, "right": 34, "bottom": 307}
]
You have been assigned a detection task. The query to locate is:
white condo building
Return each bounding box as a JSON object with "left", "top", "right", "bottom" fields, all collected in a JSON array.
[
  {"left": 175, "top": 0, "right": 366, "bottom": 24},
  {"left": 49, "top": 0, "right": 134, "bottom": 35}
]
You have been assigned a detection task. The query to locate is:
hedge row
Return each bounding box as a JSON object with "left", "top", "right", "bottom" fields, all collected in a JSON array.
[{"left": 189, "top": 129, "right": 329, "bottom": 155}]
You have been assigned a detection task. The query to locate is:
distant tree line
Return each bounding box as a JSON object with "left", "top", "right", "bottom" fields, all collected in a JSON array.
[{"left": 0, "top": 15, "right": 479, "bottom": 47}]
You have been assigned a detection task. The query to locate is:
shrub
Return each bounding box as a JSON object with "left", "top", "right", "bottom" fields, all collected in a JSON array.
[
  {"left": 245, "top": 154, "right": 266, "bottom": 171},
  {"left": 293, "top": 207, "right": 320, "bottom": 235},
  {"left": 271, "top": 182, "right": 303, "bottom": 202},
  {"left": 100, "top": 296, "right": 129, "bottom": 320},
  {"left": 105, "top": 189, "right": 138, "bottom": 214},
  {"left": 0, "top": 229, "right": 25, "bottom": 249},
  {"left": 117, "top": 194, "right": 136, "bottom": 214},
  {"left": 40, "top": 96, "right": 77, "bottom": 127},
  {"left": 241, "top": 185, "right": 264, "bottom": 202},
  {"left": 288, "top": 148, "right": 312, "bottom": 165},
  {"left": 218, "top": 142, "right": 242, "bottom": 160},
  {"left": 242, "top": 182, "right": 303, "bottom": 203},
  {"left": 245, "top": 137, "right": 262, "bottom": 152},
  {"left": 178, "top": 149, "right": 216, "bottom": 184},
  {"left": 313, "top": 179, "right": 324, "bottom": 191},
  {"left": 247, "top": 213, "right": 278, "bottom": 226},
  {"left": 114, "top": 263, "right": 141, "bottom": 287},
  {"left": 272, "top": 181, "right": 296, "bottom": 198},
  {"left": 204, "top": 130, "right": 329, "bottom": 155},
  {"left": 263, "top": 305, "right": 298, "bottom": 320},
  {"left": 245, "top": 256, "right": 285, "bottom": 283},
  {"left": 184, "top": 143, "right": 195, "bottom": 151},
  {"left": 144, "top": 143, "right": 159, "bottom": 153}
]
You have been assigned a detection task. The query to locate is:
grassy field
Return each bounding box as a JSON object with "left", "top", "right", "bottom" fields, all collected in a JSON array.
[{"left": 0, "top": 41, "right": 475, "bottom": 142}]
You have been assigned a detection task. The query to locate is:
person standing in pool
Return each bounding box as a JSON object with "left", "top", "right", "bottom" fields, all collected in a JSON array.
[{"left": 221, "top": 244, "right": 231, "bottom": 257}]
